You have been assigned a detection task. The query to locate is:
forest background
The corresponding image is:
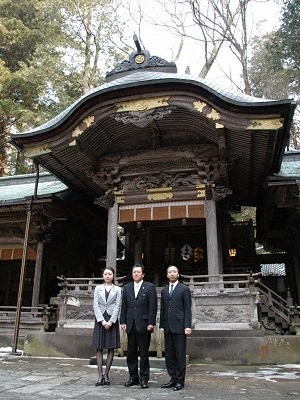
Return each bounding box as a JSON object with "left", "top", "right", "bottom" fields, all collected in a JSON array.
[{"left": 0, "top": 0, "right": 299, "bottom": 176}]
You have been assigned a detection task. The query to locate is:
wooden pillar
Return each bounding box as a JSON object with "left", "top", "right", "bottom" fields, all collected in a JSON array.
[
  {"left": 217, "top": 213, "right": 224, "bottom": 275},
  {"left": 134, "top": 235, "right": 143, "bottom": 264},
  {"left": 293, "top": 253, "right": 300, "bottom": 304},
  {"left": 4, "top": 267, "right": 12, "bottom": 304},
  {"left": 31, "top": 240, "right": 44, "bottom": 308},
  {"left": 205, "top": 199, "right": 221, "bottom": 279},
  {"left": 145, "top": 226, "right": 151, "bottom": 268},
  {"left": 106, "top": 201, "right": 118, "bottom": 270}
]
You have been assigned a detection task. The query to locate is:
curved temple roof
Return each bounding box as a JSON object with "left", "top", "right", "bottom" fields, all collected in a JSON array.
[
  {"left": 12, "top": 70, "right": 294, "bottom": 138},
  {"left": 10, "top": 43, "right": 297, "bottom": 210}
]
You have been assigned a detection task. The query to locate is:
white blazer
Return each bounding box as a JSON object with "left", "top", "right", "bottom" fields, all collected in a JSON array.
[{"left": 93, "top": 284, "right": 122, "bottom": 324}]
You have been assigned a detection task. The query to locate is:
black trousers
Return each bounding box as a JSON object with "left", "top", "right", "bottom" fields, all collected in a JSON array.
[
  {"left": 127, "top": 322, "right": 151, "bottom": 382},
  {"left": 164, "top": 332, "right": 186, "bottom": 384}
]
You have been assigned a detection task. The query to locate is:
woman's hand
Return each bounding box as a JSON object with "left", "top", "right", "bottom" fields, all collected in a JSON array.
[{"left": 104, "top": 321, "right": 113, "bottom": 330}]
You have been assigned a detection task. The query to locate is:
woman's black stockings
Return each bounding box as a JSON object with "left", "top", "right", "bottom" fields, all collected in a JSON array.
[
  {"left": 104, "top": 348, "right": 114, "bottom": 380},
  {"left": 96, "top": 348, "right": 114, "bottom": 381},
  {"left": 96, "top": 350, "right": 104, "bottom": 379}
]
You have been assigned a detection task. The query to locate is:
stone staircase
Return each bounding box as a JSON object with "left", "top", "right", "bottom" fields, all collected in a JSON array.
[{"left": 255, "top": 281, "right": 299, "bottom": 334}]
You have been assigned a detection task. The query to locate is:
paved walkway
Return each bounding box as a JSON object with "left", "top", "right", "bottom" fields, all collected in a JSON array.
[{"left": 1, "top": 352, "right": 300, "bottom": 399}]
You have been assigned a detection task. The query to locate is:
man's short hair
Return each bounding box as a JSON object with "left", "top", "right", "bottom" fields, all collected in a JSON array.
[
  {"left": 167, "top": 265, "right": 179, "bottom": 273},
  {"left": 132, "top": 263, "right": 145, "bottom": 273}
]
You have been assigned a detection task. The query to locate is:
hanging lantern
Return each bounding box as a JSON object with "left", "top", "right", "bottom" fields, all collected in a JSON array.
[
  {"left": 228, "top": 248, "right": 237, "bottom": 257},
  {"left": 181, "top": 244, "right": 193, "bottom": 260}
]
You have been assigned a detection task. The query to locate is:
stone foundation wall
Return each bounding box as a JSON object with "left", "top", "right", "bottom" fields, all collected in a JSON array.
[{"left": 192, "top": 290, "right": 260, "bottom": 330}]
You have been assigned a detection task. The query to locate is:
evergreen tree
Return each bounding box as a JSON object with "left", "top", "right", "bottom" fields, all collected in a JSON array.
[
  {"left": 249, "top": 0, "right": 300, "bottom": 148},
  {"left": 0, "top": 0, "right": 128, "bottom": 175}
]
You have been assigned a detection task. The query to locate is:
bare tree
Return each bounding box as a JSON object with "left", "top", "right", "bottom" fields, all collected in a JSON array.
[
  {"left": 188, "top": 0, "right": 252, "bottom": 93},
  {"left": 129, "top": 0, "right": 259, "bottom": 94}
]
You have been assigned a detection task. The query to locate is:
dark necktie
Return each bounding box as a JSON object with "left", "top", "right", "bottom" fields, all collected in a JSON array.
[{"left": 169, "top": 284, "right": 174, "bottom": 296}]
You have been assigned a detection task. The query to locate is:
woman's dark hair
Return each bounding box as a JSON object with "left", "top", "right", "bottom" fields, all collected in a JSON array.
[{"left": 102, "top": 266, "right": 115, "bottom": 282}]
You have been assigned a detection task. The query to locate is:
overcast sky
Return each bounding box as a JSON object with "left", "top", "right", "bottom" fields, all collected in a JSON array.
[{"left": 126, "top": 0, "right": 281, "bottom": 90}]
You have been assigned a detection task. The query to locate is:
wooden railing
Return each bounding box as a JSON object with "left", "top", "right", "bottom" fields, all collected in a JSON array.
[
  {"left": 253, "top": 274, "right": 300, "bottom": 333},
  {"left": 56, "top": 273, "right": 260, "bottom": 297},
  {"left": 255, "top": 280, "right": 291, "bottom": 322},
  {"left": 181, "top": 272, "right": 259, "bottom": 293},
  {"left": 0, "top": 306, "right": 44, "bottom": 319},
  {"left": 57, "top": 275, "right": 127, "bottom": 295},
  {"left": 3, "top": 272, "right": 299, "bottom": 337},
  {"left": 0, "top": 306, "right": 45, "bottom": 330}
]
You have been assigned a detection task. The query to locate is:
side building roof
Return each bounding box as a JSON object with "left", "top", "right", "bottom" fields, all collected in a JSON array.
[{"left": 0, "top": 172, "right": 68, "bottom": 204}]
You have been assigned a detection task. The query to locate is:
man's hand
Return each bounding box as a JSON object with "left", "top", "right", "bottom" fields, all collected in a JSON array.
[
  {"left": 147, "top": 324, "right": 154, "bottom": 332},
  {"left": 184, "top": 328, "right": 192, "bottom": 335},
  {"left": 121, "top": 324, "right": 127, "bottom": 331}
]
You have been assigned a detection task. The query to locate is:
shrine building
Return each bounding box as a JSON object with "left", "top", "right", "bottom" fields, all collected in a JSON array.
[{"left": 1, "top": 40, "right": 300, "bottom": 362}]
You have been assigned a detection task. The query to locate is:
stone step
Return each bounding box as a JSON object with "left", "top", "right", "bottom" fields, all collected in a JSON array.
[{"left": 191, "top": 329, "right": 265, "bottom": 337}]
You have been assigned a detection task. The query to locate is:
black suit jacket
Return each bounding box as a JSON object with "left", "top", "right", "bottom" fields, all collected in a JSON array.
[
  {"left": 160, "top": 282, "right": 192, "bottom": 334},
  {"left": 120, "top": 281, "right": 157, "bottom": 334}
]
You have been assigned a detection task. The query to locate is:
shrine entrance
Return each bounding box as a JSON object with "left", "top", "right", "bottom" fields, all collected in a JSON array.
[{"left": 121, "top": 219, "right": 207, "bottom": 285}]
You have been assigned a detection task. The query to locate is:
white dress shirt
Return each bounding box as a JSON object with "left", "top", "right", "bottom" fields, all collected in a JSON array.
[
  {"left": 134, "top": 280, "right": 143, "bottom": 298},
  {"left": 169, "top": 280, "right": 178, "bottom": 294}
]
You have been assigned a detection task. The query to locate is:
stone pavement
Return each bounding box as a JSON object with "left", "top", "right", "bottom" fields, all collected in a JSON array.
[{"left": 1, "top": 353, "right": 300, "bottom": 400}]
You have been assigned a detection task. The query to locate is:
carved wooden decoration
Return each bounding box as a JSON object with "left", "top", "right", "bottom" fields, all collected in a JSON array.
[{"left": 113, "top": 106, "right": 175, "bottom": 128}]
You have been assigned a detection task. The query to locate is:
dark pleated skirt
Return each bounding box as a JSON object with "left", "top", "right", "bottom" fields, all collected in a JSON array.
[{"left": 92, "top": 311, "right": 120, "bottom": 350}]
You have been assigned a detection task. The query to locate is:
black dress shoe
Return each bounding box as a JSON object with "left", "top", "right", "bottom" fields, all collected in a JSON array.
[
  {"left": 140, "top": 381, "right": 149, "bottom": 389},
  {"left": 95, "top": 376, "right": 105, "bottom": 386},
  {"left": 124, "top": 378, "right": 140, "bottom": 387},
  {"left": 161, "top": 380, "right": 176, "bottom": 388},
  {"left": 104, "top": 376, "right": 110, "bottom": 386},
  {"left": 173, "top": 383, "right": 184, "bottom": 391}
]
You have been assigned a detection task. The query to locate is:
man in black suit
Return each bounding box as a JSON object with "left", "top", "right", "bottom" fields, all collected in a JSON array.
[
  {"left": 120, "top": 263, "right": 157, "bottom": 389},
  {"left": 160, "top": 265, "right": 192, "bottom": 391}
]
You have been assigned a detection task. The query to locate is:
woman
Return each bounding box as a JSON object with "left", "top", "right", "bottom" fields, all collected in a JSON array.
[{"left": 92, "top": 267, "right": 122, "bottom": 386}]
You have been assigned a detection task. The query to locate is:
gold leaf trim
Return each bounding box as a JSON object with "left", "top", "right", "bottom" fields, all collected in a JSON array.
[
  {"left": 116, "top": 97, "right": 170, "bottom": 112},
  {"left": 23, "top": 145, "right": 51, "bottom": 158},
  {"left": 196, "top": 184, "right": 206, "bottom": 199},
  {"left": 194, "top": 101, "right": 207, "bottom": 113},
  {"left": 196, "top": 189, "right": 206, "bottom": 198},
  {"left": 116, "top": 195, "right": 125, "bottom": 204},
  {"left": 247, "top": 118, "right": 283, "bottom": 130},
  {"left": 84, "top": 115, "right": 95, "bottom": 127},
  {"left": 72, "top": 126, "right": 82, "bottom": 138},
  {"left": 72, "top": 115, "right": 95, "bottom": 138},
  {"left": 115, "top": 191, "right": 125, "bottom": 204},
  {"left": 207, "top": 109, "right": 220, "bottom": 120},
  {"left": 148, "top": 192, "right": 174, "bottom": 201},
  {"left": 146, "top": 187, "right": 173, "bottom": 201},
  {"left": 194, "top": 101, "right": 220, "bottom": 120}
]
